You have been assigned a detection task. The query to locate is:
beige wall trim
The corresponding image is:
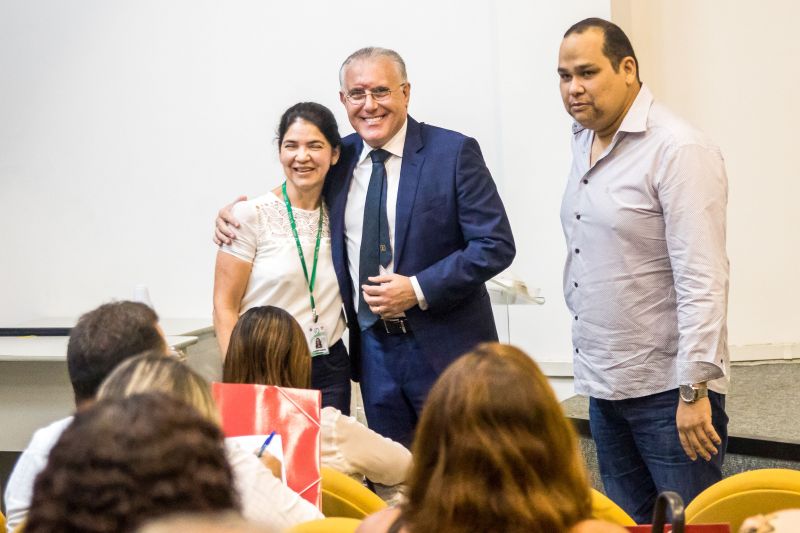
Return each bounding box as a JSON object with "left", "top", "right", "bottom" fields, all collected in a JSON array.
[{"left": 730, "top": 343, "right": 800, "bottom": 362}]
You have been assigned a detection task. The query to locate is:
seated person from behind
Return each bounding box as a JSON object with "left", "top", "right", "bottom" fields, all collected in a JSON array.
[
  {"left": 97, "top": 350, "right": 323, "bottom": 531},
  {"left": 3, "top": 301, "right": 167, "bottom": 533},
  {"left": 357, "top": 343, "right": 628, "bottom": 533},
  {"left": 223, "top": 305, "right": 412, "bottom": 488},
  {"left": 24, "top": 393, "right": 238, "bottom": 533}
]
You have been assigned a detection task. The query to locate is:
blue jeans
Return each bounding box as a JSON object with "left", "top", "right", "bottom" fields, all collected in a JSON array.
[
  {"left": 589, "top": 389, "right": 728, "bottom": 524},
  {"left": 359, "top": 325, "right": 438, "bottom": 448},
  {"left": 311, "top": 339, "right": 351, "bottom": 415}
]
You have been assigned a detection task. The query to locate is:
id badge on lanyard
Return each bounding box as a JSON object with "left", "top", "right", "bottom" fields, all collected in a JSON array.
[
  {"left": 308, "top": 323, "right": 330, "bottom": 357},
  {"left": 283, "top": 182, "right": 330, "bottom": 357}
]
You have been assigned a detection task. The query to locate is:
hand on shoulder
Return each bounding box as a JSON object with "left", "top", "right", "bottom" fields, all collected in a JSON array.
[{"left": 214, "top": 194, "right": 248, "bottom": 245}]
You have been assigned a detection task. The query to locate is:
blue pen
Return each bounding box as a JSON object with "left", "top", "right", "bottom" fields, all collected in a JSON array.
[{"left": 257, "top": 431, "right": 277, "bottom": 458}]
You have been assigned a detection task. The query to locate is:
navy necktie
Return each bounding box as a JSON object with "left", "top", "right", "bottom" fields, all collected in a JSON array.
[{"left": 357, "top": 149, "right": 392, "bottom": 330}]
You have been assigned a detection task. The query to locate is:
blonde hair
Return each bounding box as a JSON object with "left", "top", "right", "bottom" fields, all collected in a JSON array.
[{"left": 98, "top": 350, "right": 219, "bottom": 424}]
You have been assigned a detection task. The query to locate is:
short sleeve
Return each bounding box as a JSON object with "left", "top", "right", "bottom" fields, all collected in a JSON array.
[{"left": 219, "top": 200, "right": 260, "bottom": 263}]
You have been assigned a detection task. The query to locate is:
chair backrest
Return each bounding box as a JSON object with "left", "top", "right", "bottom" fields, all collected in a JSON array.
[
  {"left": 288, "top": 517, "right": 362, "bottom": 533},
  {"left": 1, "top": 510, "right": 5, "bottom": 532},
  {"left": 685, "top": 468, "right": 800, "bottom": 532},
  {"left": 321, "top": 466, "right": 388, "bottom": 519},
  {"left": 591, "top": 488, "right": 636, "bottom": 526}
]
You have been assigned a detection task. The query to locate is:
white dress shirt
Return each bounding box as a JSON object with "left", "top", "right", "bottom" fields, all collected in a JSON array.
[
  {"left": 344, "top": 119, "right": 426, "bottom": 314},
  {"left": 4, "top": 416, "right": 73, "bottom": 532},
  {"left": 560, "top": 84, "right": 730, "bottom": 400}
]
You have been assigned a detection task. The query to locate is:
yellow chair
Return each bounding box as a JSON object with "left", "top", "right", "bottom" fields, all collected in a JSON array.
[
  {"left": 590, "top": 488, "right": 637, "bottom": 526},
  {"left": 320, "top": 466, "right": 388, "bottom": 519},
  {"left": 685, "top": 468, "right": 800, "bottom": 532},
  {"left": 1, "top": 510, "right": 5, "bottom": 532},
  {"left": 288, "top": 517, "right": 362, "bottom": 533}
]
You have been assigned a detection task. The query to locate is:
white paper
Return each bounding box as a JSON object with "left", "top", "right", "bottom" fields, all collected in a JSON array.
[{"left": 229, "top": 433, "right": 286, "bottom": 482}]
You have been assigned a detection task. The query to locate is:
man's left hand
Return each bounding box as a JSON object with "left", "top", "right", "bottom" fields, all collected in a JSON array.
[
  {"left": 676, "top": 397, "right": 721, "bottom": 461},
  {"left": 362, "top": 274, "right": 418, "bottom": 318}
]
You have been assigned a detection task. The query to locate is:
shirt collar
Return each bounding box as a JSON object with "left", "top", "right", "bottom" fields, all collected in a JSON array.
[
  {"left": 358, "top": 118, "right": 408, "bottom": 164},
  {"left": 617, "top": 83, "right": 653, "bottom": 134},
  {"left": 570, "top": 83, "right": 654, "bottom": 135}
]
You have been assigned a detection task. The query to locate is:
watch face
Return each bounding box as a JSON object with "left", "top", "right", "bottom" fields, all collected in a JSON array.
[{"left": 679, "top": 385, "right": 696, "bottom": 402}]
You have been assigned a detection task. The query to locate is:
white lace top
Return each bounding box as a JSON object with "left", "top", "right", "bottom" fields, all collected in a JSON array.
[{"left": 220, "top": 192, "right": 346, "bottom": 345}]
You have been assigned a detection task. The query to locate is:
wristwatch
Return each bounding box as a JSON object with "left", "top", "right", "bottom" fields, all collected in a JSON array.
[{"left": 679, "top": 382, "right": 708, "bottom": 403}]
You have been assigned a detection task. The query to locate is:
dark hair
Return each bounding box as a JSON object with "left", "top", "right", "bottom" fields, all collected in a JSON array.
[
  {"left": 67, "top": 301, "right": 166, "bottom": 403},
  {"left": 223, "top": 306, "right": 311, "bottom": 389},
  {"left": 565, "top": 17, "right": 640, "bottom": 83},
  {"left": 277, "top": 102, "right": 341, "bottom": 150},
  {"left": 403, "top": 343, "right": 592, "bottom": 533},
  {"left": 25, "top": 393, "right": 238, "bottom": 533}
]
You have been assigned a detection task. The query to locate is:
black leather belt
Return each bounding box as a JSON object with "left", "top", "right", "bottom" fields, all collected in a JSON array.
[{"left": 379, "top": 317, "right": 411, "bottom": 335}]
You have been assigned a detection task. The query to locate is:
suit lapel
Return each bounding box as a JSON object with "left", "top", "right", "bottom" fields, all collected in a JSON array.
[
  {"left": 327, "top": 136, "right": 361, "bottom": 305},
  {"left": 394, "top": 117, "right": 424, "bottom": 268}
]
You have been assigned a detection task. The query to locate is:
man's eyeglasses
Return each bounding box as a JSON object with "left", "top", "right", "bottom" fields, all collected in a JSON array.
[{"left": 344, "top": 83, "right": 406, "bottom": 104}]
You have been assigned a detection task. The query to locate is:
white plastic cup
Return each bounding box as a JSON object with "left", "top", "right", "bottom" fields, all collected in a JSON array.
[{"left": 132, "top": 285, "right": 154, "bottom": 308}]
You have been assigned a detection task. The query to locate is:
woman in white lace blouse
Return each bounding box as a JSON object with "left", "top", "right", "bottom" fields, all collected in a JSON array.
[{"left": 213, "top": 102, "right": 351, "bottom": 413}]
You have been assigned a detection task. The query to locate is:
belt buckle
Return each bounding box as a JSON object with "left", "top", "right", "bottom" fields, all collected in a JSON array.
[{"left": 382, "top": 318, "right": 407, "bottom": 335}]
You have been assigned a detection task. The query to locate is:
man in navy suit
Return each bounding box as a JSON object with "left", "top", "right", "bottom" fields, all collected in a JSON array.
[{"left": 217, "top": 47, "right": 514, "bottom": 446}]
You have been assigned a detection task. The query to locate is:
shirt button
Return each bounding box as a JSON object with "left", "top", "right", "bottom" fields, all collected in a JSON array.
[
  {"left": 575, "top": 348, "right": 580, "bottom": 353},
  {"left": 574, "top": 281, "right": 578, "bottom": 288},
  {"left": 582, "top": 179, "right": 589, "bottom": 184},
  {"left": 575, "top": 248, "right": 580, "bottom": 254},
  {"left": 574, "top": 315, "right": 578, "bottom": 320},
  {"left": 576, "top": 214, "right": 581, "bottom": 220}
]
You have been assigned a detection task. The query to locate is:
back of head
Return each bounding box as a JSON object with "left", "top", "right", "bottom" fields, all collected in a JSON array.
[
  {"left": 25, "top": 393, "right": 237, "bottom": 533},
  {"left": 67, "top": 301, "right": 167, "bottom": 404},
  {"left": 405, "top": 343, "right": 591, "bottom": 533},
  {"left": 564, "top": 17, "right": 640, "bottom": 82},
  {"left": 98, "top": 350, "right": 218, "bottom": 423},
  {"left": 222, "top": 306, "right": 311, "bottom": 388}
]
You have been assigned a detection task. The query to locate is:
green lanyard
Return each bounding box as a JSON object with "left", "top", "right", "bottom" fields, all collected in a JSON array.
[{"left": 282, "top": 181, "right": 323, "bottom": 323}]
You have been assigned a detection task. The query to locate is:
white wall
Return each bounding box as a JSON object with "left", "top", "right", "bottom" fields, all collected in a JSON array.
[
  {"left": 0, "top": 0, "right": 608, "bottom": 376},
  {"left": 611, "top": 0, "right": 800, "bottom": 349},
  {"left": 491, "top": 1, "right": 610, "bottom": 368}
]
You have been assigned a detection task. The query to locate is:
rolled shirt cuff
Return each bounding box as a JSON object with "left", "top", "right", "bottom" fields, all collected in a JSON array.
[{"left": 679, "top": 361, "right": 725, "bottom": 386}]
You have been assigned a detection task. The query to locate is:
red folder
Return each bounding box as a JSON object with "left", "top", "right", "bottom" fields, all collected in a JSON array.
[{"left": 212, "top": 382, "right": 322, "bottom": 507}]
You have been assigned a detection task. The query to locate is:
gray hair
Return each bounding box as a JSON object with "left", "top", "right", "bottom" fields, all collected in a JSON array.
[{"left": 339, "top": 47, "right": 408, "bottom": 87}]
